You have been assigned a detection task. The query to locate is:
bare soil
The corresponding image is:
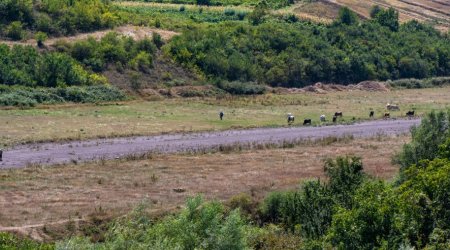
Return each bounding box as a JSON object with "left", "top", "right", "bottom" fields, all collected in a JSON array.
[{"left": 0, "top": 119, "right": 419, "bottom": 169}]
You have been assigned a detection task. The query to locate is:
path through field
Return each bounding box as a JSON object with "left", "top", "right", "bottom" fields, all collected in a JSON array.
[{"left": 0, "top": 119, "right": 420, "bottom": 169}]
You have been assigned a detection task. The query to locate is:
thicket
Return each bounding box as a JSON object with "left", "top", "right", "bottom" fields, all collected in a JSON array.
[
  {"left": 387, "top": 77, "right": 450, "bottom": 89},
  {"left": 115, "top": 0, "right": 294, "bottom": 9},
  {"left": 0, "top": 32, "right": 161, "bottom": 106},
  {"left": 0, "top": 0, "right": 121, "bottom": 40},
  {"left": 167, "top": 10, "right": 450, "bottom": 87},
  {"left": 116, "top": 4, "right": 248, "bottom": 30},
  {"left": 60, "top": 32, "right": 158, "bottom": 73},
  {"left": 0, "top": 85, "right": 127, "bottom": 107},
  {"left": 0, "top": 44, "right": 106, "bottom": 87}
]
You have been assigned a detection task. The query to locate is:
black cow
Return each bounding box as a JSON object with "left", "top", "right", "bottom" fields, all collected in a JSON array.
[
  {"left": 369, "top": 111, "right": 374, "bottom": 118},
  {"left": 303, "top": 119, "right": 312, "bottom": 125},
  {"left": 332, "top": 116, "right": 337, "bottom": 123},
  {"left": 334, "top": 112, "right": 343, "bottom": 117},
  {"left": 0, "top": 149, "right": 2, "bottom": 162},
  {"left": 406, "top": 111, "right": 415, "bottom": 117}
]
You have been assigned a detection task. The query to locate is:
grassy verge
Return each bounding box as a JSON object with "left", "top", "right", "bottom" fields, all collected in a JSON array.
[{"left": 0, "top": 87, "right": 449, "bottom": 147}]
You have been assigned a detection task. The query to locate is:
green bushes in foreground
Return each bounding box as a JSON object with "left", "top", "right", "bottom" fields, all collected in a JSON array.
[
  {"left": 0, "top": 232, "right": 53, "bottom": 250},
  {"left": 0, "top": 85, "right": 127, "bottom": 107}
]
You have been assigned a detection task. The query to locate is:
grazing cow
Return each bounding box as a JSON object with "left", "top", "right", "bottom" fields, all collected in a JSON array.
[
  {"left": 303, "top": 119, "right": 312, "bottom": 125},
  {"left": 384, "top": 112, "right": 390, "bottom": 118},
  {"left": 287, "top": 115, "right": 295, "bottom": 124},
  {"left": 334, "top": 112, "right": 343, "bottom": 117},
  {"left": 406, "top": 110, "right": 415, "bottom": 117},
  {"left": 369, "top": 111, "right": 374, "bottom": 118},
  {"left": 219, "top": 111, "right": 224, "bottom": 120},
  {"left": 332, "top": 116, "right": 337, "bottom": 123},
  {"left": 0, "top": 149, "right": 2, "bottom": 161},
  {"left": 386, "top": 103, "right": 400, "bottom": 111},
  {"left": 320, "top": 114, "right": 326, "bottom": 122}
]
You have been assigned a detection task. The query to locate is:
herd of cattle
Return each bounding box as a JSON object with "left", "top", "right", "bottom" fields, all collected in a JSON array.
[{"left": 284, "top": 103, "right": 415, "bottom": 125}]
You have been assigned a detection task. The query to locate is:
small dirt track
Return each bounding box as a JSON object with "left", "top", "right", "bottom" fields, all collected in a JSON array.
[{"left": 0, "top": 119, "right": 420, "bottom": 169}]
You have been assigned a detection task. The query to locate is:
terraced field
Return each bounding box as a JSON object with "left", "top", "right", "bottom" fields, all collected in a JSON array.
[{"left": 290, "top": 0, "right": 450, "bottom": 31}]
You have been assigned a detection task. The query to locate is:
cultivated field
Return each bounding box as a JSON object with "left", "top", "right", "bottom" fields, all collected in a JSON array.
[
  {"left": 289, "top": 0, "right": 450, "bottom": 31},
  {"left": 1, "top": 87, "right": 449, "bottom": 147},
  {"left": 0, "top": 135, "right": 407, "bottom": 240}
]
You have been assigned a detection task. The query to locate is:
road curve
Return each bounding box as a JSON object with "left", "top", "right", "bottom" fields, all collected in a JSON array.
[{"left": 0, "top": 119, "right": 420, "bottom": 169}]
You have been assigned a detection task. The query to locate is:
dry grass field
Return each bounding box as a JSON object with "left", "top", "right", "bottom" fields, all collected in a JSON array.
[
  {"left": 0, "top": 134, "right": 407, "bottom": 240},
  {"left": 1, "top": 87, "right": 449, "bottom": 147},
  {"left": 289, "top": 0, "right": 450, "bottom": 31}
]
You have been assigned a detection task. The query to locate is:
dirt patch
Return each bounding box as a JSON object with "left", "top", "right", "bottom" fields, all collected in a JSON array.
[
  {"left": 0, "top": 25, "right": 179, "bottom": 48},
  {"left": 0, "top": 135, "right": 408, "bottom": 241}
]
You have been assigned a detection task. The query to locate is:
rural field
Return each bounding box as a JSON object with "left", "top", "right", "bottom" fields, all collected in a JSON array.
[
  {"left": 1, "top": 86, "right": 449, "bottom": 147},
  {"left": 1, "top": 0, "right": 450, "bottom": 248},
  {"left": 0, "top": 134, "right": 407, "bottom": 241}
]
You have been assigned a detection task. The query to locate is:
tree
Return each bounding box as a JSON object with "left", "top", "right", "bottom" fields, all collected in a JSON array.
[
  {"left": 373, "top": 7, "right": 399, "bottom": 31},
  {"left": 337, "top": 7, "right": 359, "bottom": 25},
  {"left": 35, "top": 32, "right": 48, "bottom": 47},
  {"left": 197, "top": 0, "right": 210, "bottom": 6}
]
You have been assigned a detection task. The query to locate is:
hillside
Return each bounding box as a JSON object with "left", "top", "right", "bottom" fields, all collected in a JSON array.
[{"left": 290, "top": 0, "right": 450, "bottom": 31}]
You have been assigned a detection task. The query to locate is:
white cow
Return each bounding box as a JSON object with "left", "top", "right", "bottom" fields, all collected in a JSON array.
[{"left": 320, "top": 114, "right": 326, "bottom": 122}]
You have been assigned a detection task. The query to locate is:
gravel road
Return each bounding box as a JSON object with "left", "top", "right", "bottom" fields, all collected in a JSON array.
[{"left": 0, "top": 119, "right": 420, "bottom": 169}]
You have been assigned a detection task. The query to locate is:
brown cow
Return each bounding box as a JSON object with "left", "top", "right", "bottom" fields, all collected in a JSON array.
[
  {"left": 334, "top": 112, "right": 343, "bottom": 117},
  {"left": 369, "top": 111, "right": 374, "bottom": 118},
  {"left": 406, "top": 111, "right": 415, "bottom": 117},
  {"left": 384, "top": 112, "right": 390, "bottom": 118}
]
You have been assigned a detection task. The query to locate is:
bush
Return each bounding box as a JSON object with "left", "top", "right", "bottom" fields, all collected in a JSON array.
[
  {"left": 394, "top": 110, "right": 450, "bottom": 179},
  {"left": 35, "top": 31, "right": 48, "bottom": 47},
  {"left": 217, "top": 81, "right": 266, "bottom": 95},
  {"left": 5, "top": 21, "right": 25, "bottom": 40}
]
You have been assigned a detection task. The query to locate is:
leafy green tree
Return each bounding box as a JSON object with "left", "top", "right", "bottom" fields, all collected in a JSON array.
[
  {"left": 337, "top": 7, "right": 359, "bottom": 25},
  {"left": 394, "top": 110, "right": 450, "bottom": 176},
  {"left": 372, "top": 7, "right": 399, "bottom": 31}
]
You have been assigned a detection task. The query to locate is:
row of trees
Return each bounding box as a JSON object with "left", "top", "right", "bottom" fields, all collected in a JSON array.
[
  {"left": 0, "top": 0, "right": 120, "bottom": 40},
  {"left": 167, "top": 8, "right": 450, "bottom": 87}
]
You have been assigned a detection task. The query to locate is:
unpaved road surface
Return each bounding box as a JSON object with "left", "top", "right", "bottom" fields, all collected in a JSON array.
[{"left": 0, "top": 119, "right": 420, "bottom": 169}]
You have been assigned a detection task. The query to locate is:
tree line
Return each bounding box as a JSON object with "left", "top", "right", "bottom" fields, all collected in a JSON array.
[{"left": 167, "top": 7, "right": 450, "bottom": 87}]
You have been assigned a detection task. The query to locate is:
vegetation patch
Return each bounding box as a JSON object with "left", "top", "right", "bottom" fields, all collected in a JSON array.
[{"left": 0, "top": 85, "right": 127, "bottom": 107}]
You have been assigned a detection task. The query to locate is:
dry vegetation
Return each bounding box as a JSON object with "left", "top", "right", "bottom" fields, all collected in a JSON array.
[
  {"left": 0, "top": 134, "right": 407, "bottom": 240},
  {"left": 1, "top": 87, "right": 449, "bottom": 147},
  {"left": 290, "top": 0, "right": 450, "bottom": 31}
]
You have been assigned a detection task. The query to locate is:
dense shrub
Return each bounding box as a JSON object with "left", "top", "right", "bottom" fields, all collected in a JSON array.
[
  {"left": 0, "top": 85, "right": 127, "bottom": 107},
  {"left": 387, "top": 77, "right": 450, "bottom": 89},
  {"left": 58, "top": 196, "right": 251, "bottom": 249},
  {"left": 394, "top": 110, "right": 450, "bottom": 175},
  {"left": 167, "top": 12, "right": 450, "bottom": 87},
  {"left": 217, "top": 81, "right": 266, "bottom": 95},
  {"left": 0, "top": 232, "right": 54, "bottom": 250},
  {"left": 0, "top": 0, "right": 120, "bottom": 37}
]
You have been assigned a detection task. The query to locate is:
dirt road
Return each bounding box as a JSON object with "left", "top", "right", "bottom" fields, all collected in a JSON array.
[{"left": 0, "top": 119, "right": 420, "bottom": 169}]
